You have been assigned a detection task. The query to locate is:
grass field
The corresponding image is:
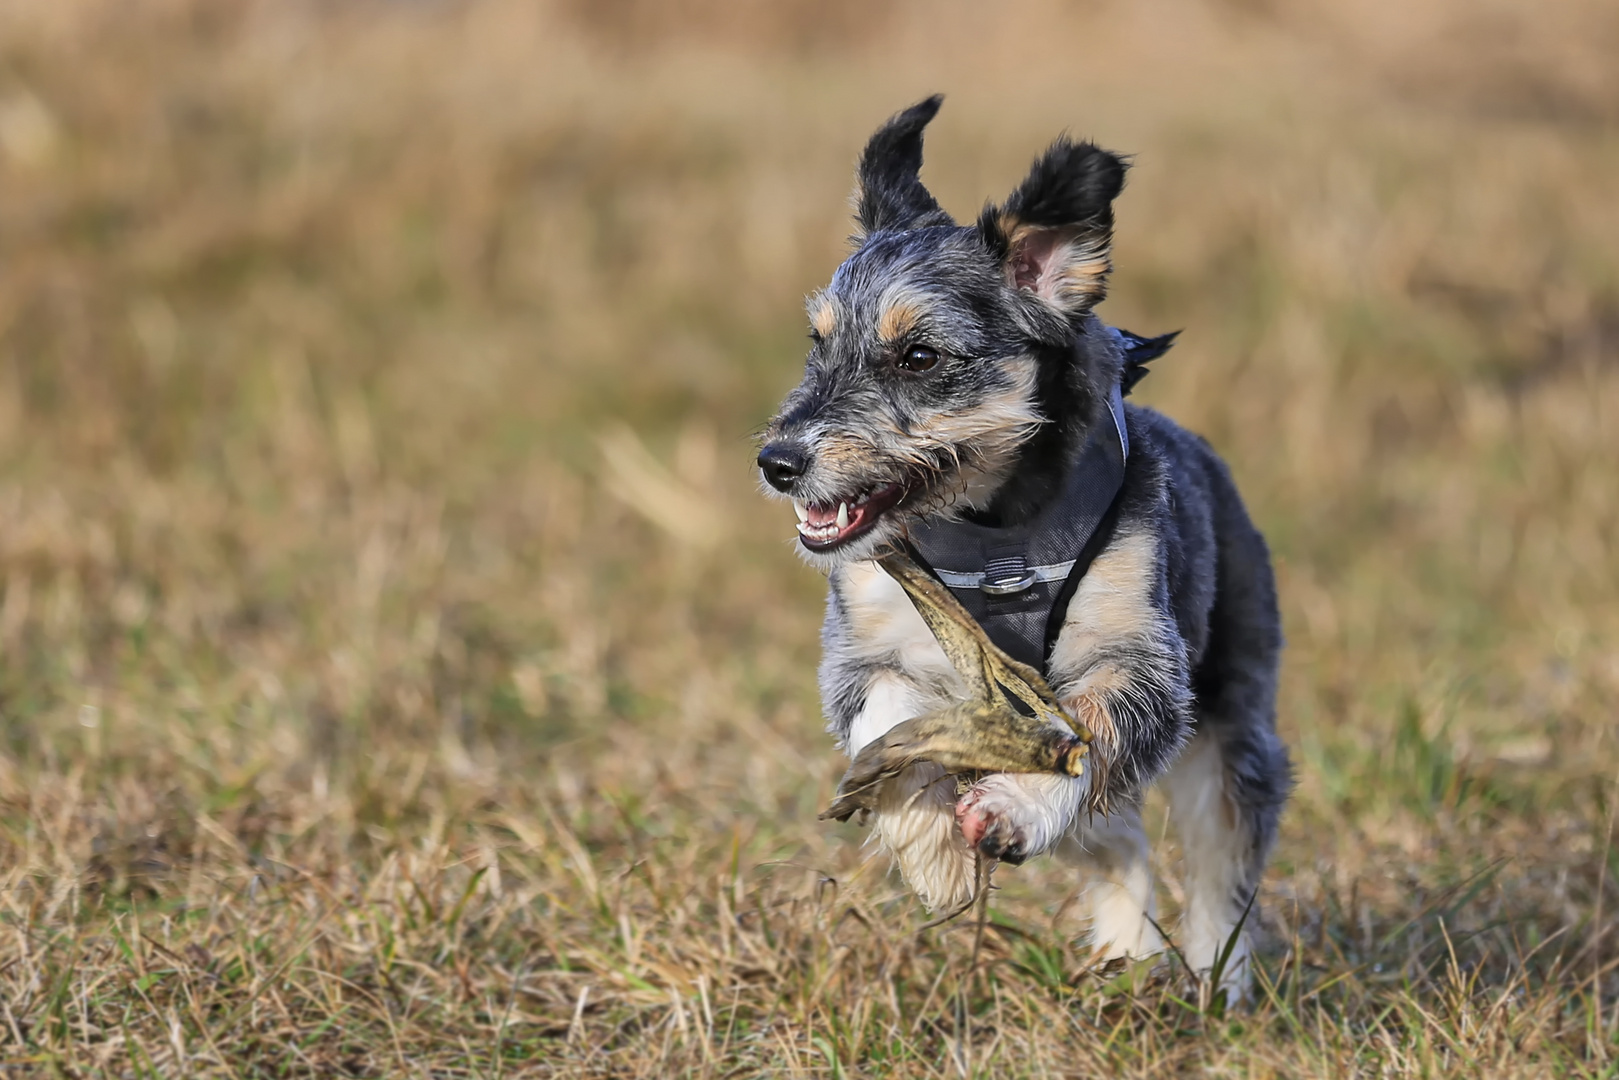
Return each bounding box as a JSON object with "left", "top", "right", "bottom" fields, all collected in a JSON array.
[{"left": 1, "top": 1, "right": 1617, "bottom": 1075}]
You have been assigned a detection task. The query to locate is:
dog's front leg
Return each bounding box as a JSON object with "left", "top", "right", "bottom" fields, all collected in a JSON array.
[
  {"left": 846, "top": 673, "right": 977, "bottom": 912},
  {"left": 955, "top": 625, "right": 1190, "bottom": 871},
  {"left": 956, "top": 642, "right": 1186, "bottom": 861},
  {"left": 955, "top": 769, "right": 1089, "bottom": 864}
]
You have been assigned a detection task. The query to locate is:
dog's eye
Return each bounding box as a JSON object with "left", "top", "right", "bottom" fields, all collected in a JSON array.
[{"left": 896, "top": 345, "right": 941, "bottom": 373}]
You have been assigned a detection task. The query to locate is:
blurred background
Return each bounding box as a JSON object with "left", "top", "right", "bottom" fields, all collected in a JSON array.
[{"left": 1, "top": 0, "right": 1616, "bottom": 1074}]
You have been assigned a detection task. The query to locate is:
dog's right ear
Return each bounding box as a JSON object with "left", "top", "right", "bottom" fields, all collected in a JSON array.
[
  {"left": 855, "top": 95, "right": 955, "bottom": 235},
  {"left": 978, "top": 137, "right": 1128, "bottom": 320}
]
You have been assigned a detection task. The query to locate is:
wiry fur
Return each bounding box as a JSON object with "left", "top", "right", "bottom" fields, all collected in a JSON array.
[{"left": 758, "top": 98, "right": 1291, "bottom": 999}]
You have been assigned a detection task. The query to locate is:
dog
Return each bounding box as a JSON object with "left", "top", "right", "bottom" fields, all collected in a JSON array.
[{"left": 757, "top": 96, "right": 1290, "bottom": 994}]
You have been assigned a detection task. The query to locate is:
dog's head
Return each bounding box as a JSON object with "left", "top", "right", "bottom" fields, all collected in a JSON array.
[{"left": 758, "top": 95, "right": 1130, "bottom": 567}]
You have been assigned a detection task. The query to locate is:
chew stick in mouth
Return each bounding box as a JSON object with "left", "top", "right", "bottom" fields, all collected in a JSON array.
[{"left": 820, "top": 548, "right": 1093, "bottom": 822}]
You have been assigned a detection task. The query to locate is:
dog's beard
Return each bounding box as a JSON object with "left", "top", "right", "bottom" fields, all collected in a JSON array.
[
  {"left": 764, "top": 363, "right": 1045, "bottom": 568},
  {"left": 773, "top": 447, "right": 1027, "bottom": 572}
]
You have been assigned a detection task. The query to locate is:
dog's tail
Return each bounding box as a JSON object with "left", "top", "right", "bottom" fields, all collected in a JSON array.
[{"left": 1116, "top": 328, "right": 1179, "bottom": 396}]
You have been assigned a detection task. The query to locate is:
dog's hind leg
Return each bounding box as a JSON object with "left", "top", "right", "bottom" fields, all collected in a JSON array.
[
  {"left": 1163, "top": 462, "right": 1291, "bottom": 1001},
  {"left": 1163, "top": 691, "right": 1289, "bottom": 998},
  {"left": 1054, "top": 802, "right": 1165, "bottom": 962}
]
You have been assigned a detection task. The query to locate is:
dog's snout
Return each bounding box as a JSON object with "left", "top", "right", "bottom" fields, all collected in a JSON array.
[{"left": 757, "top": 443, "right": 809, "bottom": 492}]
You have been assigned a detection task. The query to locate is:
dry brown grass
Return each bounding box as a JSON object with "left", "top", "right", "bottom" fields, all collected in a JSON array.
[{"left": 1, "top": 1, "right": 1617, "bottom": 1075}]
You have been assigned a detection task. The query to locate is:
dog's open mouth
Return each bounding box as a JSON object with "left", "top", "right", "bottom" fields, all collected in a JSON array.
[{"left": 793, "top": 483, "right": 906, "bottom": 551}]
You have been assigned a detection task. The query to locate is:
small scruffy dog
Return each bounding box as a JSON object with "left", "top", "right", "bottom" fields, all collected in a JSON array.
[{"left": 757, "top": 97, "right": 1290, "bottom": 992}]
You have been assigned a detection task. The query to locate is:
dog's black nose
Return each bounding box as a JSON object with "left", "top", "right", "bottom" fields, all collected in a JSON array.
[{"left": 757, "top": 443, "right": 809, "bottom": 492}]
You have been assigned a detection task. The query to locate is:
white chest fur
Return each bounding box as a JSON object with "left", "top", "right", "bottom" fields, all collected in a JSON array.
[
  {"left": 833, "top": 562, "right": 960, "bottom": 683},
  {"left": 829, "top": 560, "right": 963, "bottom": 748}
]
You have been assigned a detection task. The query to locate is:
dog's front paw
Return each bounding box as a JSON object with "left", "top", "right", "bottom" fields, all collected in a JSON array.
[{"left": 955, "top": 776, "right": 1038, "bottom": 864}]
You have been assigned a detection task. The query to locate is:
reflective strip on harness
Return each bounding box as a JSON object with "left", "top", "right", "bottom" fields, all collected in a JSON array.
[{"left": 932, "top": 560, "right": 1078, "bottom": 590}]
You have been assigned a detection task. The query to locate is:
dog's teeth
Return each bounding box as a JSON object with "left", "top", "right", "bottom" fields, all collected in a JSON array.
[
  {"left": 837, "top": 502, "right": 849, "bottom": 529},
  {"left": 793, "top": 500, "right": 809, "bottom": 523},
  {"left": 798, "top": 519, "right": 840, "bottom": 541}
]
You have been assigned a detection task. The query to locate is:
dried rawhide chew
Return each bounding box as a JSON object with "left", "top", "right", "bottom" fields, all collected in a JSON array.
[{"left": 820, "top": 549, "right": 1092, "bottom": 822}]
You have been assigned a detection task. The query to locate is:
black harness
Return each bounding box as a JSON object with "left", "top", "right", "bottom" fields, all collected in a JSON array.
[{"left": 903, "top": 324, "right": 1174, "bottom": 674}]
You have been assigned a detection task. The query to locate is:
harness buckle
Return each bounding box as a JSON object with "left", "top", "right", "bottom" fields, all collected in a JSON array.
[
  {"left": 979, "top": 550, "right": 1035, "bottom": 596},
  {"left": 980, "top": 570, "right": 1037, "bottom": 596}
]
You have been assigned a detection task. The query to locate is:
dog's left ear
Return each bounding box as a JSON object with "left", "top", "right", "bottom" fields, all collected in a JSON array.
[
  {"left": 979, "top": 137, "right": 1127, "bottom": 318},
  {"left": 855, "top": 95, "right": 956, "bottom": 235}
]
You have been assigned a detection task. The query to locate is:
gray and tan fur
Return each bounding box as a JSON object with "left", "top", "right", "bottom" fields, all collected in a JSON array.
[{"left": 757, "top": 97, "right": 1291, "bottom": 995}]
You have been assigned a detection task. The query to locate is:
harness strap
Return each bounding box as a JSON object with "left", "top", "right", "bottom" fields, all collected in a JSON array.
[
  {"left": 901, "top": 470, "right": 1127, "bottom": 677},
  {"left": 904, "top": 379, "right": 1128, "bottom": 671},
  {"left": 896, "top": 319, "right": 1171, "bottom": 678}
]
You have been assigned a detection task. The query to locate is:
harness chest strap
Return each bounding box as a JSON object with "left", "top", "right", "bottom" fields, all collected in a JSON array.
[{"left": 903, "top": 323, "right": 1159, "bottom": 674}]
